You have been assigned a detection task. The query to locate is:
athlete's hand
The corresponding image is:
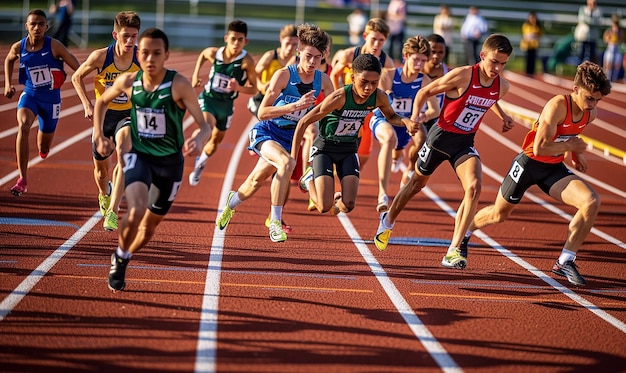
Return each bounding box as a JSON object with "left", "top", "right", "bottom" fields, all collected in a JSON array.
[
  {"left": 404, "top": 118, "right": 422, "bottom": 136},
  {"left": 295, "top": 91, "right": 316, "bottom": 111},
  {"left": 4, "top": 85, "right": 16, "bottom": 99},
  {"left": 566, "top": 136, "right": 587, "bottom": 154},
  {"left": 501, "top": 113, "right": 514, "bottom": 132},
  {"left": 572, "top": 152, "right": 588, "bottom": 172}
]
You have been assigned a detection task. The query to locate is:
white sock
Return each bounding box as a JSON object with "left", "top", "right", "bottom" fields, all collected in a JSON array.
[
  {"left": 116, "top": 246, "right": 131, "bottom": 259},
  {"left": 558, "top": 249, "right": 576, "bottom": 265},
  {"left": 196, "top": 151, "right": 210, "bottom": 168},
  {"left": 228, "top": 192, "right": 242, "bottom": 209},
  {"left": 382, "top": 214, "right": 394, "bottom": 229},
  {"left": 270, "top": 205, "right": 283, "bottom": 222}
]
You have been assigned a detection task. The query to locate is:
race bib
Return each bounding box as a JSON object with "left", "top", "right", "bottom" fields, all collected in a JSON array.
[
  {"left": 454, "top": 106, "right": 485, "bottom": 132},
  {"left": 334, "top": 119, "right": 361, "bottom": 137},
  {"left": 392, "top": 98, "right": 412, "bottom": 116},
  {"left": 136, "top": 107, "right": 166, "bottom": 138},
  {"left": 508, "top": 160, "right": 524, "bottom": 184},
  {"left": 208, "top": 72, "right": 231, "bottom": 94},
  {"left": 28, "top": 66, "right": 52, "bottom": 88}
]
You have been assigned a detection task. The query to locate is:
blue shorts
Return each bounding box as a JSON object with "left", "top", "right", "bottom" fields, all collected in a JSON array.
[
  {"left": 18, "top": 91, "right": 61, "bottom": 133},
  {"left": 248, "top": 120, "right": 295, "bottom": 156},
  {"left": 370, "top": 114, "right": 412, "bottom": 150}
]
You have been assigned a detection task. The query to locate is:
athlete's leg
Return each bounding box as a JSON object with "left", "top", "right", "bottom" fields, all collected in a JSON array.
[
  {"left": 450, "top": 156, "right": 482, "bottom": 250},
  {"left": 15, "top": 108, "right": 37, "bottom": 181},
  {"left": 549, "top": 175, "right": 600, "bottom": 252}
]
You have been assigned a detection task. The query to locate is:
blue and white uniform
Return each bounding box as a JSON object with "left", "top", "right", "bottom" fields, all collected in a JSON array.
[
  {"left": 248, "top": 64, "right": 322, "bottom": 156},
  {"left": 17, "top": 36, "right": 65, "bottom": 133}
]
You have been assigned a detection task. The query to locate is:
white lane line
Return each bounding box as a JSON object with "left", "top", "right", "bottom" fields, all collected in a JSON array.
[
  {"left": 0, "top": 213, "right": 101, "bottom": 321},
  {"left": 420, "top": 185, "right": 626, "bottom": 334},
  {"left": 338, "top": 214, "right": 462, "bottom": 373},
  {"left": 195, "top": 117, "right": 256, "bottom": 373}
]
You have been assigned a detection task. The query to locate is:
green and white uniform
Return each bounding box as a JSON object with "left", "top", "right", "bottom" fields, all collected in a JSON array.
[
  {"left": 198, "top": 46, "right": 249, "bottom": 131},
  {"left": 312, "top": 84, "right": 377, "bottom": 179},
  {"left": 125, "top": 69, "right": 186, "bottom": 215}
]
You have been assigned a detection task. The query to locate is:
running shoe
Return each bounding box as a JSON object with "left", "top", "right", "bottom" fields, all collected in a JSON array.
[
  {"left": 374, "top": 212, "right": 392, "bottom": 251},
  {"left": 10, "top": 177, "right": 27, "bottom": 196},
  {"left": 39, "top": 151, "right": 49, "bottom": 159},
  {"left": 268, "top": 219, "right": 287, "bottom": 242},
  {"left": 98, "top": 193, "right": 111, "bottom": 216},
  {"left": 189, "top": 156, "right": 205, "bottom": 186},
  {"left": 264, "top": 216, "right": 293, "bottom": 234},
  {"left": 552, "top": 260, "right": 586, "bottom": 286},
  {"left": 108, "top": 252, "right": 129, "bottom": 291},
  {"left": 460, "top": 236, "right": 470, "bottom": 258},
  {"left": 441, "top": 248, "right": 467, "bottom": 269},
  {"left": 299, "top": 166, "right": 313, "bottom": 192},
  {"left": 103, "top": 210, "right": 119, "bottom": 231},
  {"left": 376, "top": 194, "right": 389, "bottom": 212},
  {"left": 216, "top": 191, "right": 236, "bottom": 230}
]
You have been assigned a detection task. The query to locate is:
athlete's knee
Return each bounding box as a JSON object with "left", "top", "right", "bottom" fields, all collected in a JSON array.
[
  {"left": 464, "top": 179, "right": 482, "bottom": 200},
  {"left": 580, "top": 192, "right": 601, "bottom": 217}
]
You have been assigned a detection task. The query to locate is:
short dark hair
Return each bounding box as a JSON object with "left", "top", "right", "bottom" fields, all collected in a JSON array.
[
  {"left": 28, "top": 9, "right": 47, "bottom": 19},
  {"left": 228, "top": 20, "right": 247, "bottom": 36},
  {"left": 574, "top": 61, "right": 611, "bottom": 96},
  {"left": 139, "top": 28, "right": 169, "bottom": 51},
  {"left": 352, "top": 53, "right": 381, "bottom": 75},
  {"left": 426, "top": 33, "right": 446, "bottom": 45}
]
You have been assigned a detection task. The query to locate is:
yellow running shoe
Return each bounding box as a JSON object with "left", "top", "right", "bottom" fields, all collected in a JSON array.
[
  {"left": 441, "top": 248, "right": 467, "bottom": 269},
  {"left": 268, "top": 219, "right": 287, "bottom": 242},
  {"left": 216, "top": 191, "right": 236, "bottom": 230},
  {"left": 103, "top": 210, "right": 119, "bottom": 231},
  {"left": 98, "top": 193, "right": 111, "bottom": 216},
  {"left": 374, "top": 212, "right": 392, "bottom": 251}
]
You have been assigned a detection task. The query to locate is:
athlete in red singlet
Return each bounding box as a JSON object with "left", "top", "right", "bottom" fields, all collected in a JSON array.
[
  {"left": 374, "top": 34, "right": 514, "bottom": 271},
  {"left": 466, "top": 61, "right": 611, "bottom": 286}
]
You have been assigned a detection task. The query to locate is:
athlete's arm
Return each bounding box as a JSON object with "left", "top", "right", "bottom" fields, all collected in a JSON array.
[
  {"left": 172, "top": 73, "right": 212, "bottom": 156},
  {"left": 3, "top": 41, "right": 20, "bottom": 98},
  {"left": 71, "top": 48, "right": 106, "bottom": 120},
  {"left": 232, "top": 54, "right": 258, "bottom": 95},
  {"left": 533, "top": 95, "right": 587, "bottom": 158},
  {"left": 291, "top": 87, "right": 345, "bottom": 159},
  {"left": 412, "top": 65, "right": 471, "bottom": 124},
  {"left": 257, "top": 67, "right": 315, "bottom": 121},
  {"left": 51, "top": 38, "right": 81, "bottom": 72},
  {"left": 191, "top": 47, "right": 215, "bottom": 88}
]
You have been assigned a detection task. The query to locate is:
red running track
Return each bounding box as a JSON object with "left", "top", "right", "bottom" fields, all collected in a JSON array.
[{"left": 1, "top": 48, "right": 625, "bottom": 372}]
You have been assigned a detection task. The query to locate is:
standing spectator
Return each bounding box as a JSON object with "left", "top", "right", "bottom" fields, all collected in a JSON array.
[
  {"left": 47, "top": 0, "right": 75, "bottom": 46},
  {"left": 460, "top": 6, "right": 488, "bottom": 65},
  {"left": 603, "top": 14, "right": 624, "bottom": 82},
  {"left": 433, "top": 4, "right": 454, "bottom": 64},
  {"left": 386, "top": 0, "right": 407, "bottom": 61},
  {"left": 521, "top": 11, "right": 542, "bottom": 76},
  {"left": 347, "top": 8, "right": 367, "bottom": 45},
  {"left": 577, "top": 0, "right": 603, "bottom": 64}
]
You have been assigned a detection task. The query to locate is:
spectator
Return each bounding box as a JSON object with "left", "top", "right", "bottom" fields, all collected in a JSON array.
[
  {"left": 433, "top": 4, "right": 454, "bottom": 64},
  {"left": 385, "top": 0, "right": 407, "bottom": 61},
  {"left": 521, "top": 11, "right": 542, "bottom": 75},
  {"left": 460, "top": 6, "right": 488, "bottom": 65},
  {"left": 347, "top": 8, "right": 367, "bottom": 45},
  {"left": 603, "top": 14, "right": 624, "bottom": 82},
  {"left": 47, "top": 0, "right": 75, "bottom": 46},
  {"left": 577, "top": 0, "right": 603, "bottom": 64}
]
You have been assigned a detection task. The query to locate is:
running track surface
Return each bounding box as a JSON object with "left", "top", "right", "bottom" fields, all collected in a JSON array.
[{"left": 1, "top": 48, "right": 625, "bottom": 373}]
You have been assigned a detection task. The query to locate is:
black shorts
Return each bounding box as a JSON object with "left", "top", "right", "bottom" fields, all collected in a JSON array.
[
  {"left": 416, "top": 125, "right": 479, "bottom": 176},
  {"left": 500, "top": 152, "right": 574, "bottom": 204},
  {"left": 311, "top": 137, "right": 360, "bottom": 180},
  {"left": 122, "top": 151, "right": 184, "bottom": 215},
  {"left": 92, "top": 109, "right": 130, "bottom": 161}
]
